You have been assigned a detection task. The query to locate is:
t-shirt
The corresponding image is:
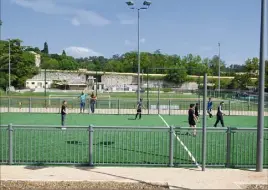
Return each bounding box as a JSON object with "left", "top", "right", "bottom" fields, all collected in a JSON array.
[
  {"left": 217, "top": 105, "right": 223, "bottom": 116},
  {"left": 207, "top": 101, "right": 213, "bottom": 110},
  {"left": 90, "top": 96, "right": 96, "bottom": 104},
  {"left": 137, "top": 101, "right": 142, "bottom": 110},
  {"left": 61, "top": 105, "right": 66, "bottom": 115},
  {"left": 80, "top": 94, "right": 87, "bottom": 103},
  {"left": 188, "top": 109, "right": 194, "bottom": 121}
]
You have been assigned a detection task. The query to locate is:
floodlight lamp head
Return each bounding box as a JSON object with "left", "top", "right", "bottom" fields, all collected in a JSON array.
[
  {"left": 143, "top": 1, "right": 151, "bottom": 6},
  {"left": 126, "top": 1, "right": 135, "bottom": 7}
]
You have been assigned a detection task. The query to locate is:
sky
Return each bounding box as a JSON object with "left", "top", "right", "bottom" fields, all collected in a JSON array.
[{"left": 1, "top": 0, "right": 267, "bottom": 65}]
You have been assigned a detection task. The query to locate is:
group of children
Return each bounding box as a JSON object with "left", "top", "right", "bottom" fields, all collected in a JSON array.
[
  {"left": 187, "top": 98, "right": 226, "bottom": 136},
  {"left": 60, "top": 94, "right": 226, "bottom": 132},
  {"left": 60, "top": 92, "right": 97, "bottom": 129}
]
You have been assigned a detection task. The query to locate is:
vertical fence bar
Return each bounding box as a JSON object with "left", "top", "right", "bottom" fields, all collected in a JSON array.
[
  {"left": 168, "top": 99, "right": 171, "bottom": 115},
  {"left": 226, "top": 127, "right": 232, "bottom": 167},
  {"left": 202, "top": 73, "right": 207, "bottom": 171},
  {"left": 88, "top": 101, "right": 91, "bottom": 114},
  {"left": 157, "top": 86, "right": 160, "bottom": 114},
  {"left": 147, "top": 99, "right": 150, "bottom": 115},
  {"left": 89, "top": 125, "right": 94, "bottom": 166},
  {"left": 8, "top": 97, "right": 10, "bottom": 112},
  {"left": 169, "top": 126, "right": 174, "bottom": 167},
  {"left": 118, "top": 99, "right": 120, "bottom": 115},
  {"left": 228, "top": 100, "right": 231, "bottom": 116},
  {"left": 8, "top": 123, "right": 13, "bottom": 165},
  {"left": 29, "top": 97, "right": 32, "bottom": 113}
]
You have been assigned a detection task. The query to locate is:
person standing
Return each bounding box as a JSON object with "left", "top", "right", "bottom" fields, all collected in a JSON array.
[
  {"left": 78, "top": 91, "right": 88, "bottom": 113},
  {"left": 61, "top": 100, "right": 67, "bottom": 129},
  {"left": 188, "top": 104, "right": 197, "bottom": 136},
  {"left": 214, "top": 101, "right": 225, "bottom": 127},
  {"left": 135, "top": 98, "right": 143, "bottom": 120},
  {"left": 90, "top": 92, "right": 97, "bottom": 113},
  {"left": 207, "top": 97, "right": 213, "bottom": 118}
]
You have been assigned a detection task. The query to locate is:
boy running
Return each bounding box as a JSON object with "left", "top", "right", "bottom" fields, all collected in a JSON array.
[
  {"left": 135, "top": 98, "right": 143, "bottom": 120},
  {"left": 188, "top": 104, "right": 197, "bottom": 136},
  {"left": 61, "top": 100, "right": 67, "bottom": 129},
  {"left": 214, "top": 101, "right": 225, "bottom": 127},
  {"left": 207, "top": 97, "right": 213, "bottom": 118}
]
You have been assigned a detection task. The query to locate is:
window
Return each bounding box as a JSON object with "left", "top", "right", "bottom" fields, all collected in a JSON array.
[{"left": 31, "top": 82, "right": 35, "bottom": 84}]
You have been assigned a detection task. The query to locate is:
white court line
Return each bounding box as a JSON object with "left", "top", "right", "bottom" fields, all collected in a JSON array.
[{"left": 158, "top": 114, "right": 200, "bottom": 168}]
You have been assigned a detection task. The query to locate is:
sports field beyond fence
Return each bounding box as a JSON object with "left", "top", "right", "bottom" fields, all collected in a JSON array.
[
  {"left": 1, "top": 96, "right": 267, "bottom": 116},
  {"left": 0, "top": 113, "right": 267, "bottom": 168}
]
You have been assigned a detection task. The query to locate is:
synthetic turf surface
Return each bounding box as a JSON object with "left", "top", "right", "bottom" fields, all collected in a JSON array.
[
  {"left": 0, "top": 113, "right": 267, "bottom": 168},
  {"left": 1, "top": 113, "right": 266, "bottom": 128}
]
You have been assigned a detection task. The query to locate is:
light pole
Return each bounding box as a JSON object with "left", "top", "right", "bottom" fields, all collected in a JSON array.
[
  {"left": 8, "top": 39, "right": 11, "bottom": 93},
  {"left": 126, "top": 1, "right": 151, "bottom": 101},
  {"left": 256, "top": 0, "right": 267, "bottom": 172},
  {"left": 218, "top": 42, "right": 221, "bottom": 97}
]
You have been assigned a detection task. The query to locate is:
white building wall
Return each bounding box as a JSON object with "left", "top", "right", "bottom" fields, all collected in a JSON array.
[{"left": 25, "top": 80, "right": 52, "bottom": 89}]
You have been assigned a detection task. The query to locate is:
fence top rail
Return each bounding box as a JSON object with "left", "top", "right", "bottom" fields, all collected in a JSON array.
[{"left": 0, "top": 124, "right": 267, "bottom": 131}]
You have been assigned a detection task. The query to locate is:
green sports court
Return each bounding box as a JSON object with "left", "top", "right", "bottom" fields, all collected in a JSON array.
[{"left": 0, "top": 113, "right": 267, "bottom": 168}]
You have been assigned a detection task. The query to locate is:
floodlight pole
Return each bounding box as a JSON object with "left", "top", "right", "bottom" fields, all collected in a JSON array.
[
  {"left": 137, "top": 8, "right": 141, "bottom": 101},
  {"left": 218, "top": 42, "right": 221, "bottom": 97},
  {"left": 126, "top": 1, "right": 151, "bottom": 102},
  {"left": 256, "top": 0, "right": 266, "bottom": 172},
  {"left": 8, "top": 39, "right": 11, "bottom": 93}
]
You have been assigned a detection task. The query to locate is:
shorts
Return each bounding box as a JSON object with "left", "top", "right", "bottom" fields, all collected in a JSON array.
[
  {"left": 137, "top": 109, "right": 141, "bottom": 113},
  {"left": 188, "top": 120, "right": 196, "bottom": 126},
  {"left": 80, "top": 102, "right": 85, "bottom": 109}
]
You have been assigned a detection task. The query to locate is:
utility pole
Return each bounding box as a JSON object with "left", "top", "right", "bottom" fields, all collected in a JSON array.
[
  {"left": 256, "top": 0, "right": 267, "bottom": 172},
  {"left": 218, "top": 42, "right": 221, "bottom": 97}
]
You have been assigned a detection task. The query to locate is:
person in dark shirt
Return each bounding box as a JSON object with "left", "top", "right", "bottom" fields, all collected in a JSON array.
[
  {"left": 135, "top": 98, "right": 143, "bottom": 120},
  {"left": 61, "top": 100, "right": 67, "bottom": 129},
  {"left": 188, "top": 104, "right": 197, "bottom": 136},
  {"left": 195, "top": 103, "right": 199, "bottom": 121},
  {"left": 214, "top": 101, "right": 225, "bottom": 127}
]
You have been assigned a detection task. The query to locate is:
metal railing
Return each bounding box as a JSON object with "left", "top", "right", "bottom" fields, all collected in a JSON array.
[
  {"left": 0, "top": 97, "right": 267, "bottom": 116},
  {"left": 1, "top": 124, "right": 267, "bottom": 168}
]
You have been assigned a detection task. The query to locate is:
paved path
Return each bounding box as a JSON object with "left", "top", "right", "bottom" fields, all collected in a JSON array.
[{"left": 1, "top": 166, "right": 267, "bottom": 189}]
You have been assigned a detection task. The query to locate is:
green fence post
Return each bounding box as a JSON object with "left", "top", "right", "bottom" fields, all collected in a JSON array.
[
  {"left": 118, "top": 99, "right": 120, "bottom": 115},
  {"left": 29, "top": 97, "right": 32, "bottom": 113},
  {"left": 88, "top": 125, "right": 94, "bottom": 166},
  {"left": 169, "top": 126, "right": 174, "bottom": 167},
  {"left": 226, "top": 127, "right": 232, "bottom": 168},
  {"left": 8, "top": 97, "right": 10, "bottom": 112},
  {"left": 228, "top": 100, "right": 231, "bottom": 116},
  {"left": 169, "top": 99, "right": 171, "bottom": 116},
  {"left": 248, "top": 98, "right": 250, "bottom": 111},
  {"left": 8, "top": 123, "right": 13, "bottom": 165},
  {"left": 88, "top": 101, "right": 91, "bottom": 114},
  {"left": 147, "top": 99, "right": 150, "bottom": 115}
]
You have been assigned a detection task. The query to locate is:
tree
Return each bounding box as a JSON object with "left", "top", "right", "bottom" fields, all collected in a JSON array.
[
  {"left": 208, "top": 55, "right": 225, "bottom": 76},
  {"left": 42, "top": 42, "right": 49, "bottom": 54},
  {"left": 245, "top": 57, "right": 258, "bottom": 75},
  {"left": 0, "top": 39, "right": 38, "bottom": 89},
  {"left": 228, "top": 74, "right": 253, "bottom": 90},
  {"left": 62, "top": 50, "right": 66, "bottom": 56},
  {"left": 164, "top": 66, "right": 187, "bottom": 86}
]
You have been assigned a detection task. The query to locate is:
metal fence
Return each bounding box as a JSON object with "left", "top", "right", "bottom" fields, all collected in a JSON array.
[
  {"left": 1, "top": 124, "right": 267, "bottom": 168},
  {"left": 1, "top": 97, "right": 267, "bottom": 116}
]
